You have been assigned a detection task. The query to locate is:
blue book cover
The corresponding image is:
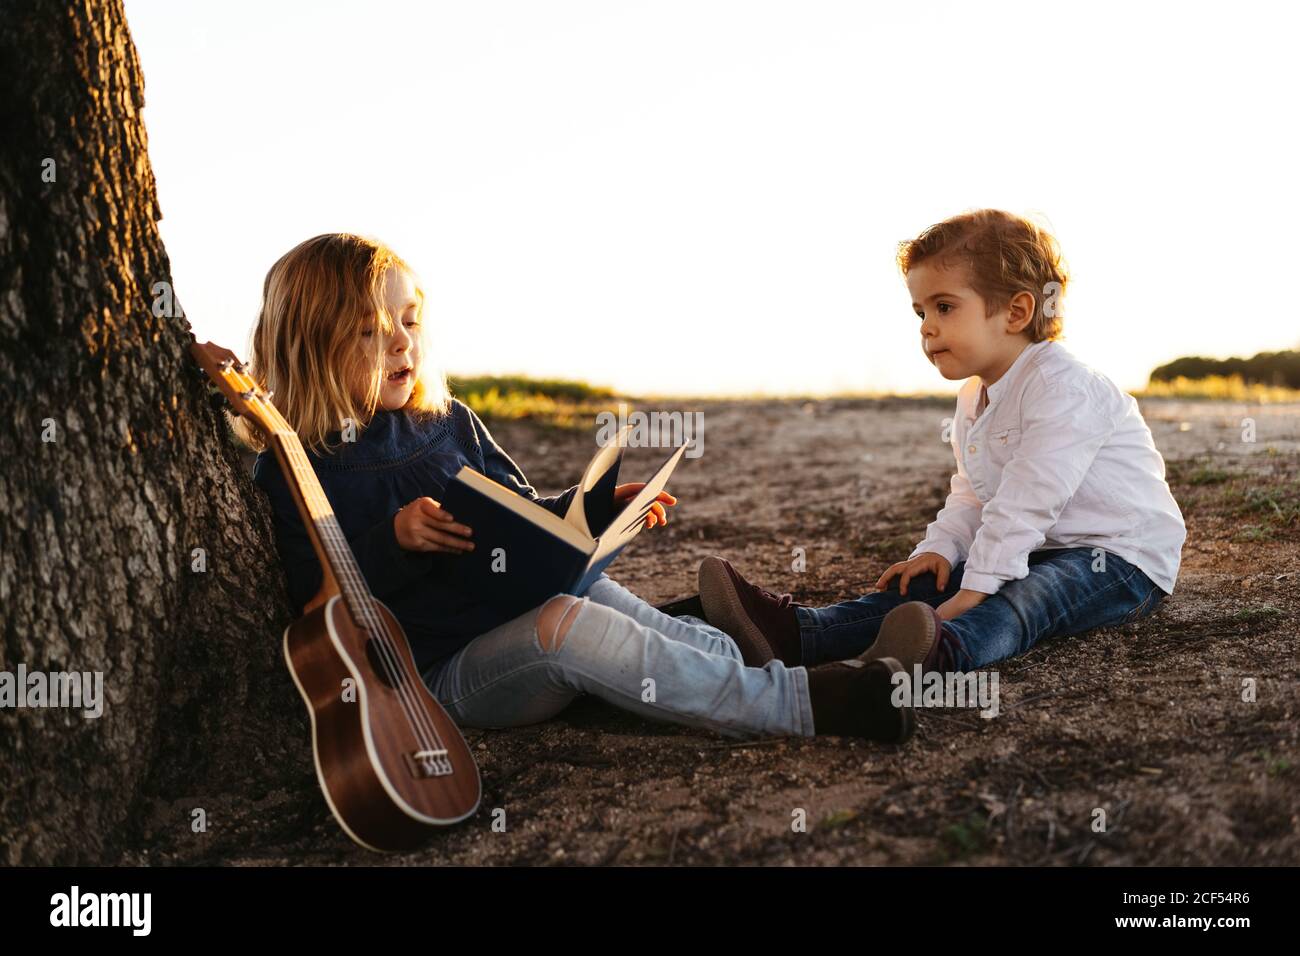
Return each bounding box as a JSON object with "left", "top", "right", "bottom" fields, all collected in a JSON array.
[{"left": 441, "top": 427, "right": 688, "bottom": 617}]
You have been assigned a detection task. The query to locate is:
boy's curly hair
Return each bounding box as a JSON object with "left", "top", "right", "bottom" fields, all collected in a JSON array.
[{"left": 896, "top": 209, "right": 1069, "bottom": 342}]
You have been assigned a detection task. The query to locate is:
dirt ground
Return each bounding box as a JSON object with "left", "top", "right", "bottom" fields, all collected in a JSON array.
[{"left": 224, "top": 396, "right": 1299, "bottom": 865}]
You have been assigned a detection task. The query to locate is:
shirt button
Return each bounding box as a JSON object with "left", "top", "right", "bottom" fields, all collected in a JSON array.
[{"left": 967, "top": 444, "right": 977, "bottom": 454}]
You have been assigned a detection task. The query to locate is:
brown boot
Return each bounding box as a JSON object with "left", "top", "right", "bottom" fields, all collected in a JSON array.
[
  {"left": 807, "top": 657, "right": 914, "bottom": 743},
  {"left": 859, "top": 601, "right": 967, "bottom": 673},
  {"left": 698, "top": 556, "right": 804, "bottom": 667}
]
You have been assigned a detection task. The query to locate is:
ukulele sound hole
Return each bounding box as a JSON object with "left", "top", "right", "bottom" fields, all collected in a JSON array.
[{"left": 364, "top": 638, "right": 401, "bottom": 689}]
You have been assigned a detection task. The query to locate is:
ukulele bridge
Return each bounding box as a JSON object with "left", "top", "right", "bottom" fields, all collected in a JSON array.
[{"left": 404, "top": 748, "right": 453, "bottom": 778}]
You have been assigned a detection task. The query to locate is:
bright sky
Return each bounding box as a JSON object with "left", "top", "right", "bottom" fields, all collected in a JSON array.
[{"left": 126, "top": 0, "right": 1298, "bottom": 397}]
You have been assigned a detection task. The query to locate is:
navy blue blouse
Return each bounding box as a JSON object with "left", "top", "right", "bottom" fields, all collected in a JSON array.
[{"left": 252, "top": 400, "right": 576, "bottom": 672}]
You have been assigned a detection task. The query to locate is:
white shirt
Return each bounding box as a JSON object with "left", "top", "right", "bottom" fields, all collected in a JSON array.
[{"left": 909, "top": 340, "right": 1186, "bottom": 596}]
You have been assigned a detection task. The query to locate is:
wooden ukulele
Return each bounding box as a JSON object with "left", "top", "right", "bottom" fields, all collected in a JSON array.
[{"left": 191, "top": 340, "right": 481, "bottom": 851}]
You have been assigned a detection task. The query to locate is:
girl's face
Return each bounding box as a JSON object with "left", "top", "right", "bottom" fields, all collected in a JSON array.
[
  {"left": 907, "top": 259, "right": 1030, "bottom": 386},
  {"left": 355, "top": 267, "right": 423, "bottom": 411}
]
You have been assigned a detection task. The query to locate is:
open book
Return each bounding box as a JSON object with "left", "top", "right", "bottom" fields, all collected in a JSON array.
[{"left": 440, "top": 426, "right": 688, "bottom": 617}]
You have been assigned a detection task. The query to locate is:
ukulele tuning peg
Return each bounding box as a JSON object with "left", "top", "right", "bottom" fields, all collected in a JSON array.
[
  {"left": 218, "top": 358, "right": 234, "bottom": 371},
  {"left": 207, "top": 389, "right": 236, "bottom": 415}
]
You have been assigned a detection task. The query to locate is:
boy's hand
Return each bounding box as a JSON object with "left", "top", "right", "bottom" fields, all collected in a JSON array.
[
  {"left": 936, "top": 588, "right": 987, "bottom": 621},
  {"left": 614, "top": 483, "right": 677, "bottom": 529},
  {"left": 394, "top": 497, "right": 475, "bottom": 553},
  {"left": 875, "top": 552, "right": 951, "bottom": 595}
]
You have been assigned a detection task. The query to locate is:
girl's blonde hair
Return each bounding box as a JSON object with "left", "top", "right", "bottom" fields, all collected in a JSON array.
[
  {"left": 896, "top": 209, "right": 1069, "bottom": 342},
  {"left": 235, "top": 233, "right": 451, "bottom": 454}
]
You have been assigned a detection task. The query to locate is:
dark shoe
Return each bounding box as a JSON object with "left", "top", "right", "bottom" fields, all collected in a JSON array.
[
  {"left": 859, "top": 601, "right": 967, "bottom": 673},
  {"left": 698, "top": 556, "right": 802, "bottom": 666},
  {"left": 807, "top": 657, "right": 914, "bottom": 742},
  {"left": 654, "top": 593, "right": 707, "bottom": 620}
]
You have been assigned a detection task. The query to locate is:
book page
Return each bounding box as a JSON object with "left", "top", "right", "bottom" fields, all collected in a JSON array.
[
  {"left": 565, "top": 424, "right": 631, "bottom": 538},
  {"left": 587, "top": 442, "right": 689, "bottom": 566}
]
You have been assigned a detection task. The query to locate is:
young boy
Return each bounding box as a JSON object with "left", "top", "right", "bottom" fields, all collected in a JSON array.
[{"left": 696, "top": 209, "right": 1186, "bottom": 675}]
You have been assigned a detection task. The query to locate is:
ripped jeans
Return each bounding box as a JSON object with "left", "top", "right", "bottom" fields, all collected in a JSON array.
[{"left": 420, "top": 575, "right": 816, "bottom": 739}]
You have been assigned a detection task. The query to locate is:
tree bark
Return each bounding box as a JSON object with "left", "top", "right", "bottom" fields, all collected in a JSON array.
[{"left": 0, "top": 0, "right": 315, "bottom": 865}]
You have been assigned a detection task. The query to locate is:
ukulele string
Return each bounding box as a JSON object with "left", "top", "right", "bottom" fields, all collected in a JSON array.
[
  {"left": 259, "top": 396, "right": 448, "bottom": 762},
  {"left": 319, "top": 510, "right": 448, "bottom": 759},
  {"left": 290, "top": 444, "right": 447, "bottom": 760}
]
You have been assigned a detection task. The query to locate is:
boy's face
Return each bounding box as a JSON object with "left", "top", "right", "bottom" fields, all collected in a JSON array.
[
  {"left": 355, "top": 267, "right": 422, "bottom": 411},
  {"left": 907, "top": 259, "right": 1031, "bottom": 385}
]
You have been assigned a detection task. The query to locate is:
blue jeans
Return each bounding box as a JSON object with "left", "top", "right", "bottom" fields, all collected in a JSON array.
[
  {"left": 797, "top": 547, "right": 1167, "bottom": 669},
  {"left": 421, "top": 575, "right": 816, "bottom": 739}
]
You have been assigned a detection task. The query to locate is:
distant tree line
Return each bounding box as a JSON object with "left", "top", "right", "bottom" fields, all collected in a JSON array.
[{"left": 1150, "top": 350, "right": 1300, "bottom": 388}]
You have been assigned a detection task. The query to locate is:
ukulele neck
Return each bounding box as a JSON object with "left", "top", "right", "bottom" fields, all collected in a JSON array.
[{"left": 270, "top": 431, "right": 376, "bottom": 622}]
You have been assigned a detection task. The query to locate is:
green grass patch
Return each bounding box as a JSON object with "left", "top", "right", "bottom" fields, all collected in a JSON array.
[
  {"left": 1134, "top": 374, "right": 1300, "bottom": 403},
  {"left": 1226, "top": 483, "right": 1300, "bottom": 528},
  {"left": 1255, "top": 750, "right": 1294, "bottom": 778},
  {"left": 1186, "top": 466, "right": 1236, "bottom": 486},
  {"left": 821, "top": 809, "right": 860, "bottom": 829},
  {"left": 938, "top": 813, "right": 990, "bottom": 861},
  {"left": 449, "top": 374, "right": 625, "bottom": 429},
  {"left": 449, "top": 374, "right": 616, "bottom": 403},
  {"left": 1232, "top": 605, "right": 1283, "bottom": 624}
]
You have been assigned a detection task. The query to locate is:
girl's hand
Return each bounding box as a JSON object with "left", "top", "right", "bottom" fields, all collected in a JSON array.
[
  {"left": 614, "top": 483, "right": 678, "bottom": 529},
  {"left": 394, "top": 497, "right": 475, "bottom": 553},
  {"left": 875, "top": 552, "right": 951, "bottom": 595}
]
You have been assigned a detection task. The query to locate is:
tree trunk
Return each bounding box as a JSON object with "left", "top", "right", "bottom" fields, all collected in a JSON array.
[{"left": 0, "top": 0, "right": 315, "bottom": 865}]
